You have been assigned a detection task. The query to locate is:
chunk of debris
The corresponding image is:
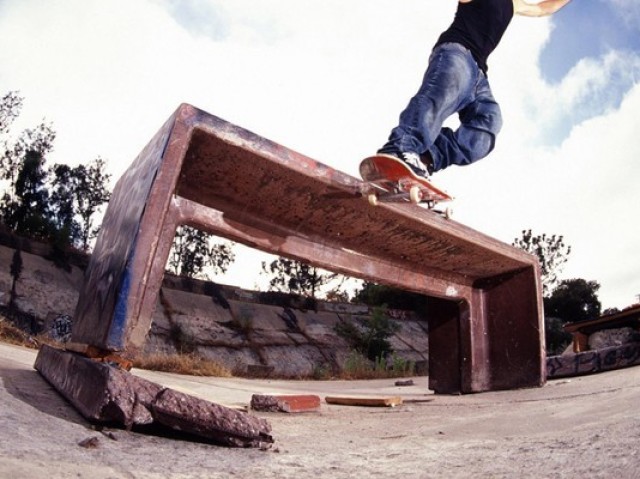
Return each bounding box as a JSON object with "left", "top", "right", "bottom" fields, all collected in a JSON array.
[
  {"left": 78, "top": 436, "right": 100, "bottom": 449},
  {"left": 394, "top": 379, "right": 415, "bottom": 387},
  {"left": 152, "top": 388, "right": 273, "bottom": 447},
  {"left": 35, "top": 344, "right": 273, "bottom": 448},
  {"left": 251, "top": 394, "right": 321, "bottom": 413}
]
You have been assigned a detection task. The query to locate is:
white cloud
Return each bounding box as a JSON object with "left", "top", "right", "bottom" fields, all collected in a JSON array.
[
  {"left": 606, "top": 0, "right": 640, "bottom": 31},
  {"left": 0, "top": 0, "right": 198, "bottom": 177},
  {"left": 0, "top": 0, "right": 457, "bottom": 176},
  {"left": 530, "top": 50, "right": 640, "bottom": 143},
  {"left": 151, "top": 0, "right": 231, "bottom": 41},
  {"left": 453, "top": 81, "right": 640, "bottom": 309}
]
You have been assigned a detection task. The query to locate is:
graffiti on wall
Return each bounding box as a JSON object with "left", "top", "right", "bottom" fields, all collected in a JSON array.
[
  {"left": 547, "top": 342, "right": 640, "bottom": 379},
  {"left": 50, "top": 314, "right": 72, "bottom": 343}
]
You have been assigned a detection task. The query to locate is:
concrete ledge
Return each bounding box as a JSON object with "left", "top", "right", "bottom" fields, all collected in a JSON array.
[{"left": 70, "top": 103, "right": 545, "bottom": 394}]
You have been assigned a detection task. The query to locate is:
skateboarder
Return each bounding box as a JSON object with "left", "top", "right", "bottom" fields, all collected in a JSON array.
[{"left": 378, "top": 0, "right": 573, "bottom": 179}]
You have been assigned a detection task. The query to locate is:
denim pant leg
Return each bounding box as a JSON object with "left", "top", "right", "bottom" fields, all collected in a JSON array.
[
  {"left": 429, "top": 72, "right": 503, "bottom": 171},
  {"left": 379, "top": 43, "right": 477, "bottom": 158}
]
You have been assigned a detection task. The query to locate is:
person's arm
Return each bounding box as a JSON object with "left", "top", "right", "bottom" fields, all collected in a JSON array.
[{"left": 513, "top": 0, "right": 572, "bottom": 17}]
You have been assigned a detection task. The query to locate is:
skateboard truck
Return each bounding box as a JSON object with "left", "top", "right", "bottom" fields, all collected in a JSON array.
[{"left": 359, "top": 154, "right": 453, "bottom": 218}]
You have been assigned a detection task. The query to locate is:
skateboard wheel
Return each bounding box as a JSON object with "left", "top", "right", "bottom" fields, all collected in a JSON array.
[
  {"left": 367, "top": 193, "right": 378, "bottom": 206},
  {"left": 444, "top": 207, "right": 453, "bottom": 219},
  {"left": 409, "top": 186, "right": 422, "bottom": 204}
]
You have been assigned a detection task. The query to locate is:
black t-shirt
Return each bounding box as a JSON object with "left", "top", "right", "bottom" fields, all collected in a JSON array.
[{"left": 435, "top": 0, "right": 514, "bottom": 73}]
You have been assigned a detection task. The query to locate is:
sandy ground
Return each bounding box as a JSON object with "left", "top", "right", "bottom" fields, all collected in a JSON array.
[{"left": 1, "top": 342, "right": 639, "bottom": 478}]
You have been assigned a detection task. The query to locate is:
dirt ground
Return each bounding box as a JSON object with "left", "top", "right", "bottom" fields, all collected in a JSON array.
[{"left": 1, "top": 342, "right": 639, "bottom": 479}]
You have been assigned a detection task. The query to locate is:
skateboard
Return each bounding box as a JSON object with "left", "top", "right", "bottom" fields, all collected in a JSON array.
[{"left": 359, "top": 154, "right": 453, "bottom": 216}]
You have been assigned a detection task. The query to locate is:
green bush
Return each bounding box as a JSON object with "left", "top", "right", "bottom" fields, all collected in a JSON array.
[{"left": 334, "top": 306, "right": 400, "bottom": 362}]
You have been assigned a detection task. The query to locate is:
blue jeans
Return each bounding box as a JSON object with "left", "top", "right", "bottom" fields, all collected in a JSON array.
[{"left": 379, "top": 43, "right": 503, "bottom": 172}]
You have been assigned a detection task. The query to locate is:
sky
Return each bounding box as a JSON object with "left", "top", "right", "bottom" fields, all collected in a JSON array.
[{"left": 0, "top": 0, "right": 639, "bottom": 310}]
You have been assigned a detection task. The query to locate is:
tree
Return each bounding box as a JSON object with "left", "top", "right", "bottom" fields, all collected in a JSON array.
[
  {"left": 0, "top": 91, "right": 111, "bottom": 251},
  {"left": 4, "top": 149, "right": 54, "bottom": 239},
  {"left": 0, "top": 91, "right": 57, "bottom": 240},
  {"left": 543, "top": 278, "right": 601, "bottom": 356},
  {"left": 324, "top": 289, "right": 350, "bottom": 303},
  {"left": 49, "top": 164, "right": 80, "bottom": 245},
  {"left": 0, "top": 91, "right": 23, "bottom": 136},
  {"left": 167, "top": 226, "right": 235, "bottom": 279},
  {"left": 545, "top": 278, "right": 601, "bottom": 324},
  {"left": 261, "top": 257, "right": 345, "bottom": 299},
  {"left": 353, "top": 281, "right": 429, "bottom": 313},
  {"left": 9, "top": 248, "right": 23, "bottom": 311},
  {"left": 1, "top": 116, "right": 56, "bottom": 199},
  {"left": 49, "top": 158, "right": 111, "bottom": 250},
  {"left": 543, "top": 316, "right": 572, "bottom": 356},
  {"left": 334, "top": 306, "right": 400, "bottom": 361},
  {"left": 513, "top": 229, "right": 571, "bottom": 296}
]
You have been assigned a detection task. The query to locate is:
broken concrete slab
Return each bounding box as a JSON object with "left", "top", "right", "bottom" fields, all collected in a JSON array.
[
  {"left": 251, "top": 394, "right": 321, "bottom": 413},
  {"left": 151, "top": 388, "right": 273, "bottom": 447},
  {"left": 34, "top": 344, "right": 272, "bottom": 448}
]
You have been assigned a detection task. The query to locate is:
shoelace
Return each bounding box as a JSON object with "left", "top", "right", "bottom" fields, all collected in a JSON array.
[{"left": 401, "top": 152, "right": 428, "bottom": 176}]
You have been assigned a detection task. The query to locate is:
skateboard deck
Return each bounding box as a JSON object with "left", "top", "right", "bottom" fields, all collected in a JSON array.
[{"left": 359, "top": 154, "right": 453, "bottom": 213}]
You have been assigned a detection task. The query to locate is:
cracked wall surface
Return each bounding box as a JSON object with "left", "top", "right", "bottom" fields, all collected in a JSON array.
[{"left": 0, "top": 241, "right": 429, "bottom": 378}]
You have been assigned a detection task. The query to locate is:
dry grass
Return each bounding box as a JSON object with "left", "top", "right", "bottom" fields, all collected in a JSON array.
[
  {"left": 1, "top": 315, "right": 232, "bottom": 378},
  {"left": 133, "top": 352, "right": 233, "bottom": 377},
  {"left": 0, "top": 317, "right": 38, "bottom": 348},
  {"left": 1, "top": 315, "right": 410, "bottom": 381}
]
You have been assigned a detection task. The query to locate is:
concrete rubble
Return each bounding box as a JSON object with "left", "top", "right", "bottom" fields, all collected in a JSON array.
[{"left": 35, "top": 344, "right": 273, "bottom": 448}]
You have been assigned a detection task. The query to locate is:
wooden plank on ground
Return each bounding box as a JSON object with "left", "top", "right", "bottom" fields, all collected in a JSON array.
[{"left": 325, "top": 396, "right": 403, "bottom": 407}]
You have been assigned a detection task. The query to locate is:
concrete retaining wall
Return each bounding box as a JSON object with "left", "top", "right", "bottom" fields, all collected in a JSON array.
[{"left": 0, "top": 242, "right": 429, "bottom": 378}]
